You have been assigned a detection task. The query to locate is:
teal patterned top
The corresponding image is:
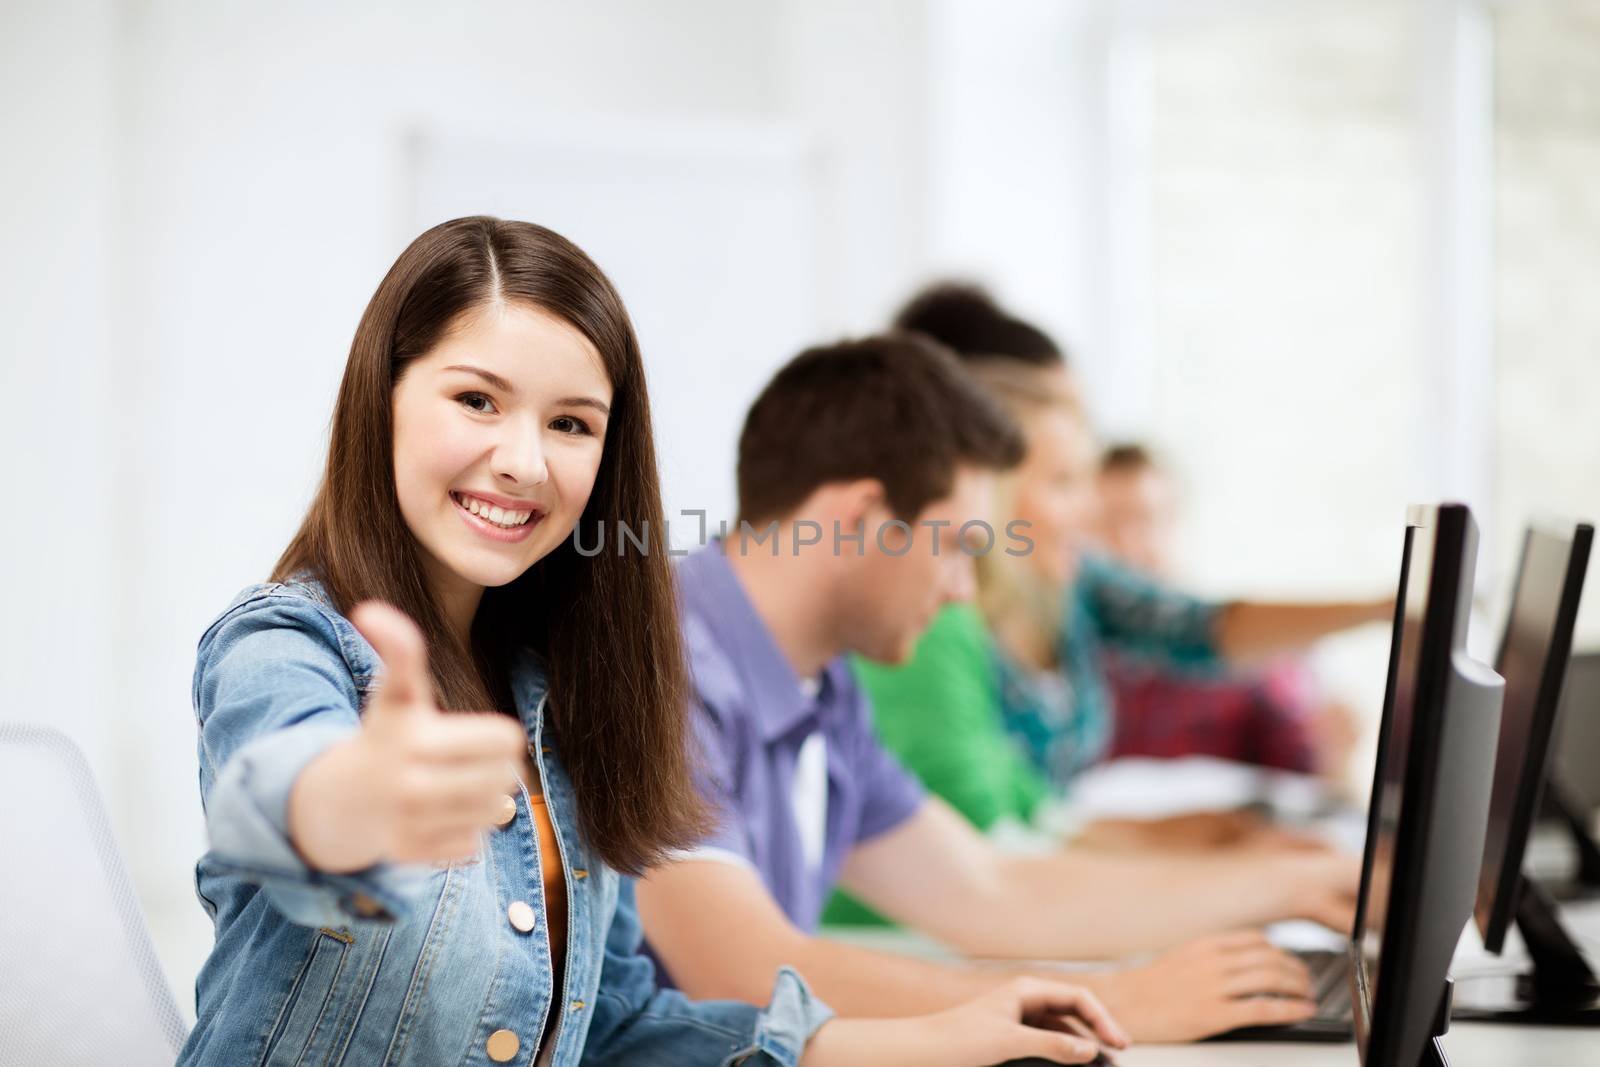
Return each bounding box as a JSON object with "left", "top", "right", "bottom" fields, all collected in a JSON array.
[{"left": 996, "top": 551, "right": 1225, "bottom": 788}]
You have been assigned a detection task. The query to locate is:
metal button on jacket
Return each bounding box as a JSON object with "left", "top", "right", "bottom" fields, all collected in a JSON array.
[
  {"left": 485, "top": 1029, "right": 520, "bottom": 1062},
  {"left": 507, "top": 900, "right": 536, "bottom": 933},
  {"left": 494, "top": 794, "right": 517, "bottom": 827}
]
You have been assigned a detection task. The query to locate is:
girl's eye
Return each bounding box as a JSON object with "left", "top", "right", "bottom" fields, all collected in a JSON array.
[
  {"left": 550, "top": 415, "right": 593, "bottom": 436},
  {"left": 457, "top": 392, "right": 497, "bottom": 415}
]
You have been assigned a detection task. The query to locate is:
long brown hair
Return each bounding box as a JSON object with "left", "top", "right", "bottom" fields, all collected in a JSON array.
[{"left": 274, "top": 216, "right": 707, "bottom": 873}]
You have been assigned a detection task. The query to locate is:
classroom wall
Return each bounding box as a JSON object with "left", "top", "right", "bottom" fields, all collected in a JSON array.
[
  {"left": 1, "top": 0, "right": 121, "bottom": 846},
  {"left": 0, "top": 0, "right": 959, "bottom": 1015}
]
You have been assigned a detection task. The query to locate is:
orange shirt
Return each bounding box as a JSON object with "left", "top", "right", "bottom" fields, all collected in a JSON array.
[{"left": 526, "top": 790, "right": 568, "bottom": 981}]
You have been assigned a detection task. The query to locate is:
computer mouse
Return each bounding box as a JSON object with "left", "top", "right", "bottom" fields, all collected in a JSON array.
[{"left": 993, "top": 1054, "right": 1114, "bottom": 1067}]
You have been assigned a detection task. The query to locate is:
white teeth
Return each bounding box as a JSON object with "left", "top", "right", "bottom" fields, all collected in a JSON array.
[{"left": 456, "top": 493, "right": 533, "bottom": 529}]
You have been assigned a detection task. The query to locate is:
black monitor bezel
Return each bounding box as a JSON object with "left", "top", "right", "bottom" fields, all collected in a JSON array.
[
  {"left": 1350, "top": 520, "right": 1416, "bottom": 948},
  {"left": 1475, "top": 522, "right": 1594, "bottom": 952},
  {"left": 1354, "top": 502, "right": 1480, "bottom": 1065}
]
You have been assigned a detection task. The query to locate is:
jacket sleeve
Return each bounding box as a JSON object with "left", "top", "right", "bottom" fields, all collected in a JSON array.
[
  {"left": 584, "top": 879, "right": 834, "bottom": 1067},
  {"left": 194, "top": 593, "right": 433, "bottom": 928}
]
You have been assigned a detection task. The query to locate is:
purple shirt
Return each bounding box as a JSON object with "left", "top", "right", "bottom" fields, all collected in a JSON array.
[{"left": 670, "top": 544, "right": 925, "bottom": 933}]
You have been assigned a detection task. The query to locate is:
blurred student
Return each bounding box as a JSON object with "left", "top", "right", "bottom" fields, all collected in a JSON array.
[
  {"left": 816, "top": 284, "right": 1382, "bottom": 882},
  {"left": 847, "top": 285, "right": 1385, "bottom": 811},
  {"left": 1097, "top": 443, "right": 1360, "bottom": 783},
  {"left": 636, "top": 333, "right": 1359, "bottom": 1042},
  {"left": 179, "top": 218, "right": 1123, "bottom": 1067}
]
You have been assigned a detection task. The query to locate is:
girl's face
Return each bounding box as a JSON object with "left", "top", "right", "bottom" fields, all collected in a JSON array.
[
  {"left": 1011, "top": 406, "right": 1100, "bottom": 586},
  {"left": 391, "top": 301, "right": 613, "bottom": 611}
]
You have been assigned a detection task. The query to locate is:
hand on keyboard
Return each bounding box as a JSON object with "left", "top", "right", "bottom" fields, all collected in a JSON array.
[{"left": 1088, "top": 930, "right": 1319, "bottom": 1040}]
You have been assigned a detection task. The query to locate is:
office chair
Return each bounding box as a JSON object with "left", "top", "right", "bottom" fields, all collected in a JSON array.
[{"left": 0, "top": 722, "right": 190, "bottom": 1066}]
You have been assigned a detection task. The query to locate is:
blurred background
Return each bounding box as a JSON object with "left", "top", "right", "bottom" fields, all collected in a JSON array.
[{"left": 3, "top": 0, "right": 1597, "bottom": 1022}]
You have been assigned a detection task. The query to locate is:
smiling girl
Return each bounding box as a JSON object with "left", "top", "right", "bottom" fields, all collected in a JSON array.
[{"left": 179, "top": 216, "right": 1124, "bottom": 1067}]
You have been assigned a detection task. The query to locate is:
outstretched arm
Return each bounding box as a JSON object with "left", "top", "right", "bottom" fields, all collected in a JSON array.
[
  {"left": 637, "top": 808, "right": 1331, "bottom": 1041},
  {"left": 637, "top": 858, "right": 1003, "bottom": 1016},
  {"left": 1214, "top": 598, "right": 1395, "bottom": 663},
  {"left": 838, "top": 799, "right": 1358, "bottom": 959}
]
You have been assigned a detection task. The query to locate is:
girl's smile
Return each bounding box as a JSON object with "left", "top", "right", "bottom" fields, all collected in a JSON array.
[{"left": 450, "top": 489, "right": 546, "bottom": 543}]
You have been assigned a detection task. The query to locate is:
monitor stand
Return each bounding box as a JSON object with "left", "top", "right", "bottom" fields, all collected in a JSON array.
[
  {"left": 1453, "top": 877, "right": 1600, "bottom": 1024},
  {"left": 1418, "top": 979, "right": 1452, "bottom": 1067}
]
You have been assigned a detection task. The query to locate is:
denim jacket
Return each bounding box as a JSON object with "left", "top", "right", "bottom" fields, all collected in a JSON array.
[{"left": 179, "top": 578, "right": 832, "bottom": 1067}]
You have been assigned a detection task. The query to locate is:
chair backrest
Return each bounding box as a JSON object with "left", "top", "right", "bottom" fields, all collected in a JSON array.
[{"left": 0, "top": 722, "right": 189, "bottom": 1066}]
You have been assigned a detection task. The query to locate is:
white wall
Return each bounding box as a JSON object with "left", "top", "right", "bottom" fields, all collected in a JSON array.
[
  {"left": 924, "top": 0, "right": 1110, "bottom": 396},
  {"left": 1, "top": 0, "right": 940, "bottom": 1017},
  {"left": 1, "top": 0, "right": 120, "bottom": 832}
]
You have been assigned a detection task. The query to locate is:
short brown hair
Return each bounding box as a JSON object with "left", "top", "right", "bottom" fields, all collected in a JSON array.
[
  {"left": 895, "top": 281, "right": 1065, "bottom": 367},
  {"left": 1101, "top": 441, "right": 1157, "bottom": 476},
  {"left": 736, "top": 332, "right": 1026, "bottom": 524}
]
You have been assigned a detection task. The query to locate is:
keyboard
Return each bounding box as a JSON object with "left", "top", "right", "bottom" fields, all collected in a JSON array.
[
  {"left": 1206, "top": 948, "right": 1356, "bottom": 1043},
  {"left": 1304, "top": 948, "right": 1355, "bottom": 1018}
]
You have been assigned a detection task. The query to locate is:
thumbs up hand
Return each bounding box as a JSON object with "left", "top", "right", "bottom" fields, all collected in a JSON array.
[{"left": 287, "top": 601, "right": 527, "bottom": 874}]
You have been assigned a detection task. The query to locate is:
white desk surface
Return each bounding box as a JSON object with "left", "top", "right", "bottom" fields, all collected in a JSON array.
[{"left": 1112, "top": 1023, "right": 1598, "bottom": 1066}]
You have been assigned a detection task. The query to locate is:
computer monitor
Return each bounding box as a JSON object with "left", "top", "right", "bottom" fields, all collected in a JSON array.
[
  {"left": 1552, "top": 651, "right": 1600, "bottom": 813},
  {"left": 1456, "top": 522, "right": 1599, "bottom": 1023},
  {"left": 1544, "top": 650, "right": 1600, "bottom": 889},
  {"left": 1352, "top": 504, "right": 1505, "bottom": 1067}
]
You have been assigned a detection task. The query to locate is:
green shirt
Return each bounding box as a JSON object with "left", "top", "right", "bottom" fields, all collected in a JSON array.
[
  {"left": 822, "top": 556, "right": 1221, "bottom": 927},
  {"left": 856, "top": 604, "right": 1050, "bottom": 830}
]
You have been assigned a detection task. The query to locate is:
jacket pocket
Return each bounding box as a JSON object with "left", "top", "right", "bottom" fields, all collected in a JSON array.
[{"left": 258, "top": 926, "right": 352, "bottom": 1067}]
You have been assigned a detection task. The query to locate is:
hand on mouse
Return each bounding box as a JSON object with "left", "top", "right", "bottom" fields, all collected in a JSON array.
[
  {"left": 931, "top": 977, "right": 1130, "bottom": 1065},
  {"left": 800, "top": 977, "right": 1129, "bottom": 1067}
]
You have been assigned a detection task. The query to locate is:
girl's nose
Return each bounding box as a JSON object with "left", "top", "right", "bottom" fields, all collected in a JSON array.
[{"left": 492, "top": 422, "right": 549, "bottom": 487}]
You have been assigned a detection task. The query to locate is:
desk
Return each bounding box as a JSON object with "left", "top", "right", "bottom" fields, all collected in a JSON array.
[
  {"left": 1097, "top": 867, "right": 1600, "bottom": 1063},
  {"left": 1113, "top": 1023, "right": 1598, "bottom": 1066},
  {"left": 829, "top": 761, "right": 1600, "bottom": 1064},
  {"left": 823, "top": 912, "right": 1600, "bottom": 1066}
]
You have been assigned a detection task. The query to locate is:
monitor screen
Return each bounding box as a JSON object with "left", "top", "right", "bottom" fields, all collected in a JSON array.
[
  {"left": 1475, "top": 526, "right": 1590, "bottom": 949},
  {"left": 1552, "top": 652, "right": 1600, "bottom": 813},
  {"left": 1353, "top": 504, "right": 1500, "bottom": 1065},
  {"left": 1358, "top": 517, "right": 1434, "bottom": 1000}
]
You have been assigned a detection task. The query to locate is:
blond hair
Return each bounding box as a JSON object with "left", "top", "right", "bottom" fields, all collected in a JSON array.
[{"left": 963, "top": 359, "right": 1085, "bottom": 660}]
